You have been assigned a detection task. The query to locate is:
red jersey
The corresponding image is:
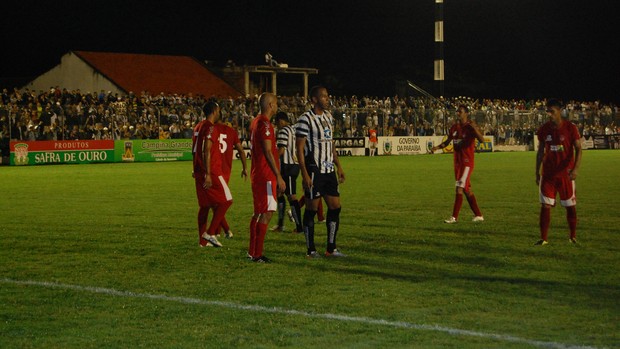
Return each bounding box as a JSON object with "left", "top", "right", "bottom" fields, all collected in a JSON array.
[
  {"left": 447, "top": 122, "right": 477, "bottom": 168},
  {"left": 215, "top": 123, "right": 240, "bottom": 181},
  {"left": 369, "top": 129, "right": 378, "bottom": 143},
  {"left": 537, "top": 120, "right": 580, "bottom": 179},
  {"left": 192, "top": 120, "right": 210, "bottom": 175},
  {"left": 250, "top": 114, "right": 279, "bottom": 183},
  {"left": 191, "top": 119, "right": 223, "bottom": 176}
]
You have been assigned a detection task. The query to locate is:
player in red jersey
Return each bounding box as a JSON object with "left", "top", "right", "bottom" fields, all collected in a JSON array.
[
  {"left": 534, "top": 99, "right": 582, "bottom": 245},
  {"left": 191, "top": 101, "right": 233, "bottom": 248},
  {"left": 431, "top": 105, "right": 485, "bottom": 223},
  {"left": 215, "top": 121, "right": 248, "bottom": 239},
  {"left": 368, "top": 126, "right": 378, "bottom": 156},
  {"left": 248, "top": 93, "right": 285, "bottom": 263}
]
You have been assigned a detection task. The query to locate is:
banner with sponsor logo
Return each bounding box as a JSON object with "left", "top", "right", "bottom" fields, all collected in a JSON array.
[
  {"left": 334, "top": 137, "right": 366, "bottom": 156},
  {"left": 378, "top": 136, "right": 445, "bottom": 155},
  {"left": 10, "top": 140, "right": 114, "bottom": 165},
  {"left": 114, "top": 139, "right": 193, "bottom": 162}
]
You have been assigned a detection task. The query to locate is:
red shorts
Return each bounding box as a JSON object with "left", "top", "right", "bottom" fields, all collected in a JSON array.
[
  {"left": 195, "top": 173, "right": 233, "bottom": 207},
  {"left": 454, "top": 165, "right": 473, "bottom": 191},
  {"left": 539, "top": 175, "right": 576, "bottom": 207},
  {"left": 252, "top": 179, "right": 278, "bottom": 214}
]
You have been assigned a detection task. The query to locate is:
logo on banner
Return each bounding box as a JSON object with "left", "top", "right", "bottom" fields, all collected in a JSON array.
[
  {"left": 122, "top": 141, "right": 135, "bottom": 162},
  {"left": 383, "top": 140, "right": 392, "bottom": 155},
  {"left": 13, "top": 143, "right": 29, "bottom": 165}
]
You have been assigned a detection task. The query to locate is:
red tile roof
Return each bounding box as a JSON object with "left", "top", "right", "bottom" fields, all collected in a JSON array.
[{"left": 74, "top": 51, "right": 241, "bottom": 97}]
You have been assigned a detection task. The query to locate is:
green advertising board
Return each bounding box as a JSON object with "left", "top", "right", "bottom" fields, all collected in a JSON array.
[
  {"left": 10, "top": 140, "right": 115, "bottom": 165},
  {"left": 115, "top": 139, "right": 193, "bottom": 162}
]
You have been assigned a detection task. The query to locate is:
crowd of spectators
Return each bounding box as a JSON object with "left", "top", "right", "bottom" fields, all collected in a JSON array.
[{"left": 1, "top": 87, "right": 618, "bottom": 153}]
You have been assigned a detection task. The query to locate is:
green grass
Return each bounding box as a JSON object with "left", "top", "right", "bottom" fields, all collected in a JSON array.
[{"left": 1, "top": 151, "right": 619, "bottom": 348}]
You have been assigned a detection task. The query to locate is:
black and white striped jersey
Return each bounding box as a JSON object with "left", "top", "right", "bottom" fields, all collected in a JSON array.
[
  {"left": 277, "top": 124, "right": 298, "bottom": 165},
  {"left": 295, "top": 109, "right": 335, "bottom": 174}
]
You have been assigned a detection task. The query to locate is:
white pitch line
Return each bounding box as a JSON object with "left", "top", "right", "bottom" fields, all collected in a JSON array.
[{"left": 1, "top": 278, "right": 601, "bottom": 349}]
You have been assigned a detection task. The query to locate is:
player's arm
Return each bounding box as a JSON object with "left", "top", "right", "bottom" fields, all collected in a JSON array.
[
  {"left": 262, "top": 138, "right": 286, "bottom": 195},
  {"left": 569, "top": 137, "right": 582, "bottom": 180},
  {"left": 535, "top": 140, "right": 544, "bottom": 185},
  {"left": 431, "top": 133, "right": 452, "bottom": 153},
  {"left": 234, "top": 142, "right": 248, "bottom": 181},
  {"left": 296, "top": 135, "right": 312, "bottom": 189},
  {"left": 332, "top": 142, "right": 345, "bottom": 184},
  {"left": 203, "top": 138, "right": 213, "bottom": 189},
  {"left": 469, "top": 119, "right": 485, "bottom": 143}
]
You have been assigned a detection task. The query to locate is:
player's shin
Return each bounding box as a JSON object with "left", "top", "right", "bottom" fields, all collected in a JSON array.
[
  {"left": 277, "top": 196, "right": 286, "bottom": 227},
  {"left": 303, "top": 209, "right": 317, "bottom": 253},
  {"left": 465, "top": 193, "right": 482, "bottom": 217},
  {"left": 540, "top": 206, "right": 551, "bottom": 241},
  {"left": 290, "top": 199, "right": 303, "bottom": 232},
  {"left": 566, "top": 206, "right": 577, "bottom": 239},
  {"left": 452, "top": 193, "right": 463, "bottom": 219},
  {"left": 326, "top": 207, "right": 341, "bottom": 253}
]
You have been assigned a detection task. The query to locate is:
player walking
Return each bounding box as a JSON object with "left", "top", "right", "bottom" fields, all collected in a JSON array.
[
  {"left": 296, "top": 86, "right": 346, "bottom": 258},
  {"left": 192, "top": 101, "right": 232, "bottom": 248},
  {"left": 248, "top": 93, "right": 286, "bottom": 262},
  {"left": 535, "top": 99, "right": 582, "bottom": 245},
  {"left": 215, "top": 120, "right": 248, "bottom": 239},
  {"left": 274, "top": 112, "right": 303, "bottom": 233},
  {"left": 431, "top": 105, "right": 485, "bottom": 223}
]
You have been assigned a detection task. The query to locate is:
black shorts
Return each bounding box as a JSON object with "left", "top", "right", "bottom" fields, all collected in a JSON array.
[
  {"left": 304, "top": 166, "right": 340, "bottom": 199},
  {"left": 281, "top": 164, "right": 299, "bottom": 196}
]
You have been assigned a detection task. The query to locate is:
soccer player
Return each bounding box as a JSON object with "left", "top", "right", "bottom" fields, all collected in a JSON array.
[
  {"left": 431, "top": 105, "right": 485, "bottom": 224},
  {"left": 368, "top": 125, "right": 378, "bottom": 156},
  {"left": 191, "top": 101, "right": 232, "bottom": 248},
  {"left": 535, "top": 99, "right": 582, "bottom": 245},
  {"left": 248, "top": 93, "right": 285, "bottom": 263},
  {"left": 273, "top": 111, "right": 303, "bottom": 233},
  {"left": 215, "top": 120, "right": 248, "bottom": 239},
  {"left": 296, "top": 86, "right": 346, "bottom": 258}
]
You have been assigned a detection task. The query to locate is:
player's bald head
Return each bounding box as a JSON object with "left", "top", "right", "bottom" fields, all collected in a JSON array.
[{"left": 259, "top": 92, "right": 276, "bottom": 113}]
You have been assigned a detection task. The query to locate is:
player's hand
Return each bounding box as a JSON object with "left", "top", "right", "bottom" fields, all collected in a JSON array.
[
  {"left": 241, "top": 169, "right": 248, "bottom": 181},
  {"left": 569, "top": 168, "right": 578, "bottom": 180},
  {"left": 203, "top": 173, "right": 213, "bottom": 189},
  {"left": 302, "top": 174, "right": 313, "bottom": 190},
  {"left": 535, "top": 174, "right": 540, "bottom": 186},
  {"left": 277, "top": 175, "right": 286, "bottom": 196},
  {"left": 191, "top": 171, "right": 195, "bottom": 178},
  {"left": 337, "top": 169, "right": 346, "bottom": 184}
]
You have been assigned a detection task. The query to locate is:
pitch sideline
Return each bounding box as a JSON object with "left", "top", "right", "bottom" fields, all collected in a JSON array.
[{"left": 1, "top": 278, "right": 599, "bottom": 349}]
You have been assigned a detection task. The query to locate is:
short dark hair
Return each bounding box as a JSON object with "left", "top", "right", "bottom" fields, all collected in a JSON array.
[
  {"left": 202, "top": 100, "right": 219, "bottom": 116},
  {"left": 309, "top": 85, "right": 326, "bottom": 100},
  {"left": 275, "top": 111, "right": 289, "bottom": 123},
  {"left": 546, "top": 98, "right": 563, "bottom": 109},
  {"left": 457, "top": 104, "right": 469, "bottom": 113}
]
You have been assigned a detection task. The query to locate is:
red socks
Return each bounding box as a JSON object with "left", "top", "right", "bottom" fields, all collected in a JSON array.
[
  {"left": 540, "top": 206, "right": 551, "bottom": 241},
  {"left": 206, "top": 201, "right": 232, "bottom": 236},
  {"left": 566, "top": 206, "right": 577, "bottom": 239},
  {"left": 248, "top": 217, "right": 268, "bottom": 258},
  {"left": 466, "top": 193, "right": 482, "bottom": 217},
  {"left": 452, "top": 193, "right": 463, "bottom": 219}
]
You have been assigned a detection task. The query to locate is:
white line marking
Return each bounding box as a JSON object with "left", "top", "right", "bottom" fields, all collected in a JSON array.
[{"left": 1, "top": 278, "right": 601, "bottom": 349}]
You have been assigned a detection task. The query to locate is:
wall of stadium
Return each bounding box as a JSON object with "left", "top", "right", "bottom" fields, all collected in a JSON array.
[{"left": 10, "top": 136, "right": 498, "bottom": 166}]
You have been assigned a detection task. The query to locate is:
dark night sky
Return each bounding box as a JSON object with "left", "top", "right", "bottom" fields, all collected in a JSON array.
[{"left": 1, "top": 0, "right": 618, "bottom": 103}]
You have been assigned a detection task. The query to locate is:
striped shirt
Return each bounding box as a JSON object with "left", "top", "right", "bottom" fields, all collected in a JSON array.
[
  {"left": 276, "top": 124, "right": 297, "bottom": 165},
  {"left": 295, "top": 109, "right": 335, "bottom": 174}
]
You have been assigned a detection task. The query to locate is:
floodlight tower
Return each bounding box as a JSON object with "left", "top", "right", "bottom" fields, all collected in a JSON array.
[{"left": 434, "top": 0, "right": 445, "bottom": 98}]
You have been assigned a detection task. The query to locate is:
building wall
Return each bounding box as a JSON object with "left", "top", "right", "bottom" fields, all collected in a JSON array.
[{"left": 23, "top": 52, "right": 124, "bottom": 94}]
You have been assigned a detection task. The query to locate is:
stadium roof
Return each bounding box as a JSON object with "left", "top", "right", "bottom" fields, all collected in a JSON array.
[{"left": 73, "top": 51, "right": 242, "bottom": 97}]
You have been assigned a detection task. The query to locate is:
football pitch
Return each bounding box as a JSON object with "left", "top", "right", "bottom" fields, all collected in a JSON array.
[{"left": 1, "top": 151, "right": 619, "bottom": 348}]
